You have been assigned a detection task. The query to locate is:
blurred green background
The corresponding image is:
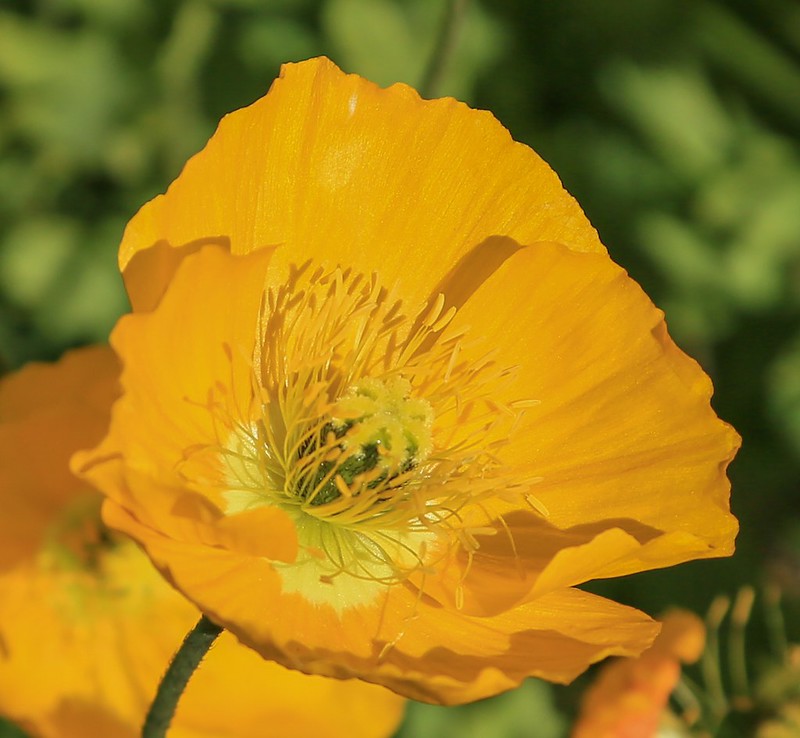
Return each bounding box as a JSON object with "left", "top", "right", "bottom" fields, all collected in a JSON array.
[{"left": 1, "top": 0, "right": 799, "bottom": 736}]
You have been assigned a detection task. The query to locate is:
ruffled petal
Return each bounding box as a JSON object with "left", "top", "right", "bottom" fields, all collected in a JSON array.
[
  {"left": 122, "top": 238, "right": 228, "bottom": 313},
  {"left": 444, "top": 241, "right": 738, "bottom": 574},
  {"left": 571, "top": 610, "right": 705, "bottom": 738},
  {"left": 105, "top": 501, "right": 657, "bottom": 705},
  {"left": 423, "top": 512, "right": 647, "bottom": 616},
  {"left": 0, "top": 346, "right": 404, "bottom": 738},
  {"left": 0, "top": 534, "right": 404, "bottom": 738},
  {"left": 375, "top": 588, "right": 659, "bottom": 704},
  {"left": 0, "top": 344, "right": 118, "bottom": 421},
  {"left": 176, "top": 631, "right": 405, "bottom": 738},
  {"left": 0, "top": 346, "right": 119, "bottom": 572},
  {"left": 119, "top": 57, "right": 603, "bottom": 312},
  {"left": 76, "top": 244, "right": 282, "bottom": 539}
]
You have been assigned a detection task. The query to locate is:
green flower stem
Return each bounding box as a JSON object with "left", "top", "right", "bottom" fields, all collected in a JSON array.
[
  {"left": 702, "top": 595, "right": 730, "bottom": 724},
  {"left": 729, "top": 586, "right": 755, "bottom": 702},
  {"left": 419, "top": 0, "right": 469, "bottom": 98},
  {"left": 143, "top": 615, "right": 223, "bottom": 738}
]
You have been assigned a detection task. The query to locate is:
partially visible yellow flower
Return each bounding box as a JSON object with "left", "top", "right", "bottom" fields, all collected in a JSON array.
[
  {"left": 0, "top": 346, "right": 404, "bottom": 738},
  {"left": 78, "top": 57, "right": 739, "bottom": 704},
  {"left": 571, "top": 610, "right": 706, "bottom": 738}
]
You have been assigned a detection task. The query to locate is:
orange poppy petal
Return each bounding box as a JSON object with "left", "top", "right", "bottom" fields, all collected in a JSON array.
[
  {"left": 0, "top": 348, "right": 404, "bottom": 738},
  {"left": 119, "top": 57, "right": 603, "bottom": 312},
  {"left": 176, "top": 632, "right": 405, "bottom": 738},
  {"left": 0, "top": 547, "right": 194, "bottom": 738},
  {"left": 349, "top": 587, "right": 659, "bottom": 705},
  {"left": 77, "top": 244, "right": 275, "bottom": 527},
  {"left": 0, "top": 536, "right": 404, "bottom": 738},
  {"left": 571, "top": 610, "right": 705, "bottom": 738},
  {"left": 104, "top": 500, "right": 657, "bottom": 705},
  {"left": 101, "top": 498, "right": 380, "bottom": 662},
  {"left": 0, "top": 346, "right": 119, "bottom": 572},
  {"left": 426, "top": 512, "right": 732, "bottom": 620},
  {"left": 121, "top": 237, "right": 229, "bottom": 313},
  {"left": 420, "top": 512, "right": 639, "bottom": 616},
  {"left": 446, "top": 241, "right": 738, "bottom": 574},
  {"left": 0, "top": 344, "right": 118, "bottom": 421}
]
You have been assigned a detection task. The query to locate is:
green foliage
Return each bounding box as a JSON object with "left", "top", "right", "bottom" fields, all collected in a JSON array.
[
  {"left": 396, "top": 680, "right": 566, "bottom": 738},
  {"left": 0, "top": 718, "right": 27, "bottom": 738},
  {"left": 322, "top": 0, "right": 503, "bottom": 97}
]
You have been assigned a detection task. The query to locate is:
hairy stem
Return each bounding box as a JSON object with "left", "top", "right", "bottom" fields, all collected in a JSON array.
[{"left": 143, "top": 615, "right": 223, "bottom": 738}]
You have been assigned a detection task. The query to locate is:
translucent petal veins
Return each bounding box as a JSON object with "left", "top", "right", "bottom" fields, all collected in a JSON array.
[{"left": 184, "top": 263, "right": 540, "bottom": 608}]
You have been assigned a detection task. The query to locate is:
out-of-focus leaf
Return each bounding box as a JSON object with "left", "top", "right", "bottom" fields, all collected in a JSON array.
[
  {"left": 769, "top": 334, "right": 800, "bottom": 459},
  {"left": 239, "top": 16, "right": 318, "bottom": 70},
  {"left": 154, "top": 1, "right": 220, "bottom": 171},
  {"left": 29, "top": 217, "right": 128, "bottom": 344},
  {"left": 0, "top": 156, "right": 42, "bottom": 217},
  {"left": 599, "top": 62, "right": 733, "bottom": 178},
  {"left": 442, "top": 1, "right": 505, "bottom": 101},
  {"left": 0, "top": 13, "right": 130, "bottom": 165},
  {"left": 0, "top": 219, "right": 78, "bottom": 309},
  {"left": 693, "top": 2, "right": 800, "bottom": 125},
  {"left": 0, "top": 718, "right": 28, "bottom": 738},
  {"left": 396, "top": 680, "right": 566, "bottom": 738},
  {"left": 638, "top": 213, "right": 724, "bottom": 290},
  {"left": 43, "top": 0, "right": 148, "bottom": 27},
  {"left": 323, "top": 0, "right": 426, "bottom": 87},
  {"left": 209, "top": 0, "right": 313, "bottom": 9},
  {"left": 323, "top": 0, "right": 502, "bottom": 101}
]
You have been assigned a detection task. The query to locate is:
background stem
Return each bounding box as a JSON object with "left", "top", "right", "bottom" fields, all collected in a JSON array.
[{"left": 419, "top": 0, "right": 469, "bottom": 98}]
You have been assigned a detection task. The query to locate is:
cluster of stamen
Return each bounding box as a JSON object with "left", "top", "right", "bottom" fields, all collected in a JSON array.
[{"left": 205, "top": 262, "right": 540, "bottom": 588}]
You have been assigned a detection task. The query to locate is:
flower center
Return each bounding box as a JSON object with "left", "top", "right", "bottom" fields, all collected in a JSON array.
[
  {"left": 42, "top": 494, "right": 115, "bottom": 572},
  {"left": 38, "top": 494, "right": 162, "bottom": 621},
  {"left": 207, "top": 262, "right": 539, "bottom": 610},
  {"left": 293, "top": 376, "right": 434, "bottom": 509}
]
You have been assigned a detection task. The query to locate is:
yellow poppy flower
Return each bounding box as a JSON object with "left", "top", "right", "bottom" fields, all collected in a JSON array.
[
  {"left": 571, "top": 610, "right": 706, "bottom": 738},
  {"left": 0, "top": 346, "right": 404, "bottom": 738},
  {"left": 77, "top": 57, "right": 739, "bottom": 705}
]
